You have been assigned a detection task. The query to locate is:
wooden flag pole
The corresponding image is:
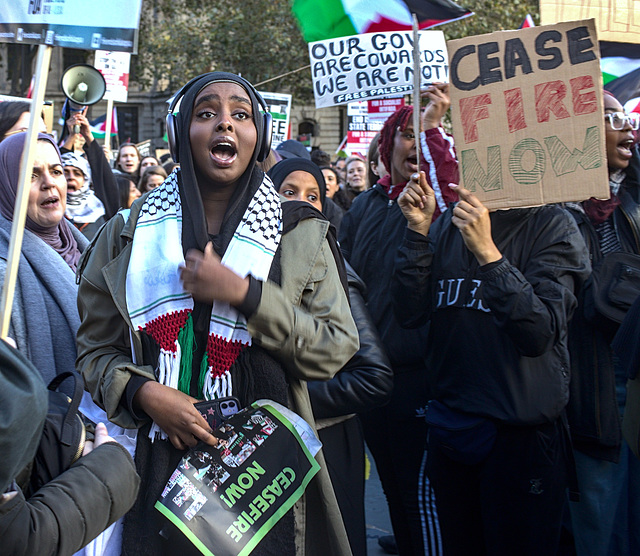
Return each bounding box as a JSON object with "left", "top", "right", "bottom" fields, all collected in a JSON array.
[
  {"left": 412, "top": 14, "right": 421, "bottom": 169},
  {"left": 0, "top": 44, "right": 53, "bottom": 339}
]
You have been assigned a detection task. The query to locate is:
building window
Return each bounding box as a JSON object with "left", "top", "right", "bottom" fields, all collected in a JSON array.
[
  {"left": 298, "top": 120, "right": 316, "bottom": 138},
  {"left": 62, "top": 48, "right": 88, "bottom": 71},
  {"left": 117, "top": 105, "right": 139, "bottom": 144}
]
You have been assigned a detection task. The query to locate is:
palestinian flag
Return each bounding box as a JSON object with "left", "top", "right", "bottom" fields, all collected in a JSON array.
[
  {"left": 89, "top": 108, "right": 118, "bottom": 138},
  {"left": 292, "top": 0, "right": 473, "bottom": 42},
  {"left": 601, "top": 41, "right": 640, "bottom": 113}
]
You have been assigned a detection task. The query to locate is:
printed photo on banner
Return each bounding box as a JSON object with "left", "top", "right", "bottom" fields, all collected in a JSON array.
[
  {"left": 448, "top": 18, "right": 610, "bottom": 210},
  {"left": 259, "top": 92, "right": 292, "bottom": 150},
  {"left": 309, "top": 30, "right": 448, "bottom": 109},
  {"left": 156, "top": 402, "right": 320, "bottom": 556},
  {"left": 0, "top": 0, "right": 142, "bottom": 52}
]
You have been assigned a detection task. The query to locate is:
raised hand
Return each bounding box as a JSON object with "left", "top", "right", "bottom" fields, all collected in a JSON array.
[
  {"left": 66, "top": 107, "right": 95, "bottom": 145},
  {"left": 421, "top": 83, "right": 450, "bottom": 130},
  {"left": 450, "top": 184, "right": 502, "bottom": 266},
  {"left": 398, "top": 171, "right": 436, "bottom": 236}
]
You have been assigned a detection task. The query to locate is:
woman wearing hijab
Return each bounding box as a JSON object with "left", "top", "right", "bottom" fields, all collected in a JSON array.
[
  {"left": 0, "top": 133, "right": 140, "bottom": 553},
  {"left": 269, "top": 157, "right": 393, "bottom": 556},
  {"left": 58, "top": 108, "right": 119, "bottom": 243},
  {"left": 0, "top": 132, "right": 89, "bottom": 384},
  {"left": 76, "top": 72, "right": 358, "bottom": 555},
  {"left": 61, "top": 150, "right": 108, "bottom": 238},
  {"left": 269, "top": 157, "right": 344, "bottom": 231}
]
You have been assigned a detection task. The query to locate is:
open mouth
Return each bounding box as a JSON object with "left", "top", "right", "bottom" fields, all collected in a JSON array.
[
  {"left": 41, "top": 196, "right": 59, "bottom": 207},
  {"left": 618, "top": 138, "right": 634, "bottom": 159},
  {"left": 210, "top": 137, "right": 237, "bottom": 166}
]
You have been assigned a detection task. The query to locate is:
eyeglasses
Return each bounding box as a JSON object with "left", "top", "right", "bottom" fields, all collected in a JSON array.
[{"left": 605, "top": 112, "right": 640, "bottom": 131}]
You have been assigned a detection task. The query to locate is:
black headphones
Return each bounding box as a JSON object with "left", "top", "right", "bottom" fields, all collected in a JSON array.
[{"left": 166, "top": 74, "right": 272, "bottom": 163}]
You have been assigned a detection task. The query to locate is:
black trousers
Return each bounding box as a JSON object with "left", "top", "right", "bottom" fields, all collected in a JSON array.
[
  {"left": 319, "top": 416, "right": 366, "bottom": 556},
  {"left": 426, "top": 418, "right": 569, "bottom": 556},
  {"left": 361, "top": 367, "right": 441, "bottom": 556}
]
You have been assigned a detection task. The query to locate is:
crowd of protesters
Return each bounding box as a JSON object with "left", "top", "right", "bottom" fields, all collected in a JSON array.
[{"left": 0, "top": 63, "right": 639, "bottom": 556}]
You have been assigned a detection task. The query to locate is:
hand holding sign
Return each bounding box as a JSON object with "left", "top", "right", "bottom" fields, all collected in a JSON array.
[
  {"left": 422, "top": 83, "right": 450, "bottom": 130},
  {"left": 447, "top": 19, "right": 609, "bottom": 210},
  {"left": 450, "top": 184, "right": 502, "bottom": 266},
  {"left": 398, "top": 171, "right": 435, "bottom": 236}
]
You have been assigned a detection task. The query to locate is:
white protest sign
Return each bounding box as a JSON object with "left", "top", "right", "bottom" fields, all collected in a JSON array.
[
  {"left": 95, "top": 50, "right": 131, "bottom": 102},
  {"left": 260, "top": 91, "right": 292, "bottom": 150},
  {"left": 309, "top": 30, "right": 448, "bottom": 109},
  {"left": 0, "top": 1, "right": 142, "bottom": 53}
]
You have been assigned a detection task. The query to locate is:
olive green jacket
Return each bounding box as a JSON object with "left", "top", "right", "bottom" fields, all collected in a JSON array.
[{"left": 75, "top": 199, "right": 358, "bottom": 555}]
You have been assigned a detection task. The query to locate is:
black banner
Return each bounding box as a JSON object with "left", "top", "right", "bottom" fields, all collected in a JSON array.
[{"left": 155, "top": 402, "right": 320, "bottom": 556}]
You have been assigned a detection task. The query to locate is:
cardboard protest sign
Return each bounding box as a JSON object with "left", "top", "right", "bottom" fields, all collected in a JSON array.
[
  {"left": 0, "top": 1, "right": 142, "bottom": 53},
  {"left": 541, "top": 0, "right": 640, "bottom": 45},
  {"left": 448, "top": 19, "right": 610, "bottom": 210},
  {"left": 156, "top": 402, "right": 320, "bottom": 556},
  {"left": 259, "top": 92, "right": 292, "bottom": 150},
  {"left": 309, "top": 30, "right": 448, "bottom": 109}
]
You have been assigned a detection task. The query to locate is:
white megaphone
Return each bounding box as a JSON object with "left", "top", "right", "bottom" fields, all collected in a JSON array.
[{"left": 61, "top": 64, "right": 106, "bottom": 134}]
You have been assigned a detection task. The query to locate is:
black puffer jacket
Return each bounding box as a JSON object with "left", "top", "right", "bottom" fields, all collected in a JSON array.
[
  {"left": 339, "top": 185, "right": 430, "bottom": 374},
  {"left": 308, "top": 262, "right": 393, "bottom": 419},
  {"left": 566, "top": 169, "right": 640, "bottom": 462}
]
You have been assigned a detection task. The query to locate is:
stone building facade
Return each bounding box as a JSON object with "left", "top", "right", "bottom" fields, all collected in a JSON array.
[{"left": 0, "top": 45, "right": 347, "bottom": 159}]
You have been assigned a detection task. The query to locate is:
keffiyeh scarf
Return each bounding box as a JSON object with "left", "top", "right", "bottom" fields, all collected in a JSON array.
[
  {"left": 125, "top": 170, "right": 281, "bottom": 440},
  {"left": 61, "top": 152, "right": 105, "bottom": 223},
  {"left": 65, "top": 184, "right": 105, "bottom": 223}
]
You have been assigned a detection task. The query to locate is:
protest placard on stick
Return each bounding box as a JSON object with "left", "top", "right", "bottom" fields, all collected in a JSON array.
[
  {"left": 0, "top": 45, "right": 52, "bottom": 339},
  {"left": 448, "top": 18, "right": 610, "bottom": 210},
  {"left": 0, "top": 1, "right": 142, "bottom": 53},
  {"left": 0, "top": 2, "right": 142, "bottom": 336},
  {"left": 309, "top": 30, "right": 448, "bottom": 109}
]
